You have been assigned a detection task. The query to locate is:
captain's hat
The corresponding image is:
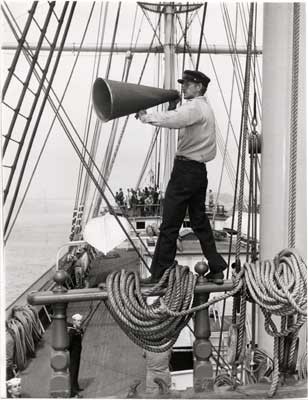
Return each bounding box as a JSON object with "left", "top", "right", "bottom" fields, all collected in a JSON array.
[
  {"left": 178, "top": 70, "right": 210, "bottom": 87},
  {"left": 72, "top": 313, "right": 83, "bottom": 321}
]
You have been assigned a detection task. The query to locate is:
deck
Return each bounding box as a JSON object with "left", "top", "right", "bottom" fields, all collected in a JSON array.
[
  {"left": 21, "top": 299, "right": 147, "bottom": 398},
  {"left": 20, "top": 249, "right": 307, "bottom": 398}
]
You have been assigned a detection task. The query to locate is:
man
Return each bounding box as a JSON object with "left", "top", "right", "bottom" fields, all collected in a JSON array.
[
  {"left": 137, "top": 70, "right": 227, "bottom": 284},
  {"left": 7, "top": 377, "right": 22, "bottom": 398},
  {"left": 68, "top": 314, "right": 84, "bottom": 398}
]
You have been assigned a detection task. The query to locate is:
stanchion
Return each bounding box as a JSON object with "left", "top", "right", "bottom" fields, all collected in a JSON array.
[
  {"left": 193, "top": 261, "right": 214, "bottom": 392},
  {"left": 50, "top": 270, "right": 70, "bottom": 398}
]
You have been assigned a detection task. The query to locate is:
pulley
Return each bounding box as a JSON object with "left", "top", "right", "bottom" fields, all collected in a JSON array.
[{"left": 248, "top": 132, "right": 261, "bottom": 154}]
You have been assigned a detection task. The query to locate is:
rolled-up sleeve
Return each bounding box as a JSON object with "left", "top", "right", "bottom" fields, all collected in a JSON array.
[{"left": 140, "top": 101, "right": 203, "bottom": 129}]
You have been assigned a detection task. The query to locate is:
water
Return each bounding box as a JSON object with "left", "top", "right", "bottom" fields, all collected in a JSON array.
[{"left": 4, "top": 198, "right": 74, "bottom": 307}]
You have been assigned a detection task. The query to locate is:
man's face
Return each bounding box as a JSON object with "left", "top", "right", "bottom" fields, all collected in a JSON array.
[
  {"left": 73, "top": 318, "right": 82, "bottom": 328},
  {"left": 9, "top": 383, "right": 21, "bottom": 397},
  {"left": 181, "top": 80, "right": 202, "bottom": 99}
]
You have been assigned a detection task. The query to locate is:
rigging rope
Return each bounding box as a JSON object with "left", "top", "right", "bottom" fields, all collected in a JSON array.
[
  {"left": 228, "top": 3, "right": 255, "bottom": 385},
  {"left": 212, "top": 1, "right": 256, "bottom": 383},
  {"left": 238, "top": 3, "right": 262, "bottom": 118},
  {"left": 212, "top": 7, "right": 238, "bottom": 224},
  {"left": 1, "top": 2, "right": 37, "bottom": 100},
  {"left": 135, "top": 127, "right": 161, "bottom": 190},
  {"left": 4, "top": 2, "right": 73, "bottom": 237},
  {"left": 89, "top": 10, "right": 162, "bottom": 217},
  {"left": 98, "top": 9, "right": 145, "bottom": 183},
  {"left": 176, "top": 12, "right": 195, "bottom": 69},
  {"left": 283, "top": 2, "right": 301, "bottom": 389},
  {"left": 234, "top": 3, "right": 254, "bottom": 262},
  {"left": 3, "top": 3, "right": 152, "bottom": 265},
  {"left": 35, "top": 76, "right": 153, "bottom": 268},
  {"left": 71, "top": 3, "right": 106, "bottom": 240},
  {"left": 221, "top": 4, "right": 262, "bottom": 143},
  {"left": 105, "top": 2, "right": 122, "bottom": 78},
  {"left": 288, "top": 3, "right": 300, "bottom": 249},
  {"left": 181, "top": 3, "right": 189, "bottom": 72},
  {"left": 4, "top": 2, "right": 95, "bottom": 243},
  {"left": 92, "top": 2, "right": 123, "bottom": 214},
  {"left": 2, "top": 1, "right": 56, "bottom": 164},
  {"left": 197, "top": 12, "right": 252, "bottom": 197},
  {"left": 74, "top": 2, "right": 106, "bottom": 210},
  {"left": 196, "top": 3, "right": 207, "bottom": 70},
  {"left": 77, "top": 3, "right": 110, "bottom": 227}
]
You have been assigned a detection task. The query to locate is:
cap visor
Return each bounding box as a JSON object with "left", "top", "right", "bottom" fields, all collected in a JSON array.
[{"left": 177, "top": 79, "right": 184, "bottom": 84}]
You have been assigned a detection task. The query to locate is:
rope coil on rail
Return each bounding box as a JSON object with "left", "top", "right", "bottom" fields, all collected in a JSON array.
[
  {"left": 243, "top": 248, "right": 307, "bottom": 397},
  {"left": 104, "top": 264, "right": 244, "bottom": 352},
  {"left": 6, "top": 305, "right": 44, "bottom": 371},
  {"left": 105, "top": 266, "right": 196, "bottom": 352}
]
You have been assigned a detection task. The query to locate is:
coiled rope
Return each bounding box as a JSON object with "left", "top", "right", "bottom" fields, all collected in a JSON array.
[
  {"left": 243, "top": 248, "right": 307, "bottom": 397},
  {"left": 6, "top": 305, "right": 43, "bottom": 371},
  {"left": 105, "top": 266, "right": 196, "bottom": 353},
  {"left": 104, "top": 264, "right": 243, "bottom": 353},
  {"left": 104, "top": 248, "right": 306, "bottom": 396}
]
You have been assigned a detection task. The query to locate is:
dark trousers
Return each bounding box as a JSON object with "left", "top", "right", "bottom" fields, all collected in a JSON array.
[
  {"left": 69, "top": 351, "right": 81, "bottom": 395},
  {"left": 150, "top": 159, "right": 227, "bottom": 278}
]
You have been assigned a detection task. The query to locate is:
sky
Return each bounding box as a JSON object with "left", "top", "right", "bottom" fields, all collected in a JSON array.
[{"left": 1, "top": 2, "right": 263, "bottom": 206}]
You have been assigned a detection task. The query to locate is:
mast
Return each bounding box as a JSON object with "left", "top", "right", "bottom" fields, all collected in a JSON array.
[
  {"left": 260, "top": 3, "right": 306, "bottom": 355},
  {"left": 162, "top": 4, "right": 176, "bottom": 194},
  {"left": 138, "top": 2, "right": 203, "bottom": 193}
]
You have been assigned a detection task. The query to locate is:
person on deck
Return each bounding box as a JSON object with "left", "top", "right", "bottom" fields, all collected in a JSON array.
[
  {"left": 7, "top": 377, "right": 22, "bottom": 398},
  {"left": 68, "top": 314, "right": 84, "bottom": 398},
  {"left": 137, "top": 70, "right": 227, "bottom": 284}
]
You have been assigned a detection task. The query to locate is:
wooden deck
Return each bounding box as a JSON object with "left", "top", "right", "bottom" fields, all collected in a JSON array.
[{"left": 20, "top": 299, "right": 147, "bottom": 398}]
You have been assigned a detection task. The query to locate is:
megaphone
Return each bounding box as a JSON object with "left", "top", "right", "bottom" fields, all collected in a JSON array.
[{"left": 92, "top": 78, "right": 179, "bottom": 122}]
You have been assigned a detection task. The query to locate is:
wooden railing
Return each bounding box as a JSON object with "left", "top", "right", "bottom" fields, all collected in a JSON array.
[
  {"left": 28, "top": 264, "right": 233, "bottom": 397},
  {"left": 111, "top": 203, "right": 227, "bottom": 219}
]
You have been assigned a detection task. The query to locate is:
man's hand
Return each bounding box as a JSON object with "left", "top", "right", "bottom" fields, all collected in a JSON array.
[
  {"left": 168, "top": 93, "right": 181, "bottom": 110},
  {"left": 135, "top": 110, "right": 147, "bottom": 120}
]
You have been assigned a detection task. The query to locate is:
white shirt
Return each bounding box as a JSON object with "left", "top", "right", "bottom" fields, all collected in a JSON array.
[{"left": 140, "top": 96, "right": 217, "bottom": 163}]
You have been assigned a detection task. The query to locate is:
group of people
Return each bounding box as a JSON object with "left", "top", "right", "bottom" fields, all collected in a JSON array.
[{"left": 115, "top": 186, "right": 161, "bottom": 216}]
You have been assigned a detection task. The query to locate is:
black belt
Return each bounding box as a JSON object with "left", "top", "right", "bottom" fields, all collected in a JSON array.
[{"left": 175, "top": 155, "right": 204, "bottom": 164}]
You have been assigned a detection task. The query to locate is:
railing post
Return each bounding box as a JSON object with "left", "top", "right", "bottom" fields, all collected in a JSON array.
[
  {"left": 50, "top": 270, "right": 70, "bottom": 398},
  {"left": 193, "top": 261, "right": 214, "bottom": 392}
]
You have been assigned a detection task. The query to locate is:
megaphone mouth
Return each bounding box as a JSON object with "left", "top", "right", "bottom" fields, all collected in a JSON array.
[
  {"left": 92, "top": 78, "right": 113, "bottom": 122},
  {"left": 92, "top": 78, "right": 179, "bottom": 122}
]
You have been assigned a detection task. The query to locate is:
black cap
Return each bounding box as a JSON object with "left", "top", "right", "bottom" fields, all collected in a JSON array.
[{"left": 178, "top": 70, "right": 211, "bottom": 87}]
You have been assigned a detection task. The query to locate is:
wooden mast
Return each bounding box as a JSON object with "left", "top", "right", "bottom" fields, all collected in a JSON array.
[
  {"left": 260, "top": 3, "right": 306, "bottom": 357},
  {"left": 162, "top": 3, "right": 176, "bottom": 194}
]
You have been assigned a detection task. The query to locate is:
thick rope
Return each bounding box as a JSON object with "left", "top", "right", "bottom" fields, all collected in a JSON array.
[
  {"left": 287, "top": 3, "right": 301, "bottom": 374},
  {"left": 288, "top": 3, "right": 300, "bottom": 249},
  {"left": 6, "top": 305, "right": 43, "bottom": 371},
  {"left": 243, "top": 248, "right": 306, "bottom": 397},
  {"left": 104, "top": 264, "right": 242, "bottom": 353},
  {"left": 229, "top": 3, "right": 255, "bottom": 385}
]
